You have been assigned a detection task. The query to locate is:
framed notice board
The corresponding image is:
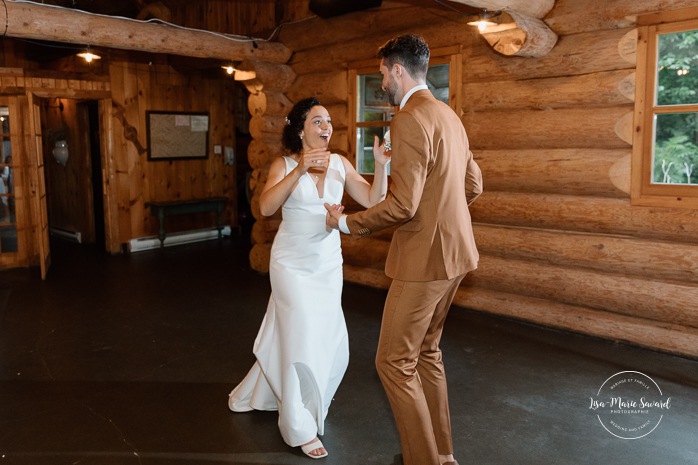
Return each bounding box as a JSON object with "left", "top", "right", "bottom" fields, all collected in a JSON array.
[{"left": 146, "top": 111, "right": 209, "bottom": 160}]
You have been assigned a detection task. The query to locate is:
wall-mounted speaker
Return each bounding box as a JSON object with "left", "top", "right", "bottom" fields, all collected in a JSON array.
[{"left": 309, "top": 0, "right": 383, "bottom": 18}]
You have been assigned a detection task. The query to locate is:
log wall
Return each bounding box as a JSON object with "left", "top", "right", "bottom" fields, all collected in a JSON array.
[{"left": 248, "top": 0, "right": 698, "bottom": 358}]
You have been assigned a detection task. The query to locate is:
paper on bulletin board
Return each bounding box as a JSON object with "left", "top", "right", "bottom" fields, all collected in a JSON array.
[
  {"left": 174, "top": 115, "right": 190, "bottom": 126},
  {"left": 191, "top": 115, "right": 209, "bottom": 132}
]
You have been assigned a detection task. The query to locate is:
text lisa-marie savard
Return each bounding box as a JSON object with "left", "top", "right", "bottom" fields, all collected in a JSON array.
[{"left": 589, "top": 397, "right": 671, "bottom": 412}]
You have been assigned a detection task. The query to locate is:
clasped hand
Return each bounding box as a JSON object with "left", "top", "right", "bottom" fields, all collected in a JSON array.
[{"left": 324, "top": 203, "right": 344, "bottom": 230}]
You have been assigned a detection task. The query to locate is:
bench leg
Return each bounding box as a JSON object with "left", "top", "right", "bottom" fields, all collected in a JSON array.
[
  {"left": 216, "top": 204, "right": 224, "bottom": 238},
  {"left": 157, "top": 210, "right": 166, "bottom": 247}
]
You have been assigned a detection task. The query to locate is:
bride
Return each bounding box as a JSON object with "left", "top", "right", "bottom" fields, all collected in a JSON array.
[{"left": 228, "top": 97, "right": 390, "bottom": 459}]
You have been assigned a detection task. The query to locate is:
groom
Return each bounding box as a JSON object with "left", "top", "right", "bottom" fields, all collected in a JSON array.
[{"left": 325, "top": 34, "right": 482, "bottom": 465}]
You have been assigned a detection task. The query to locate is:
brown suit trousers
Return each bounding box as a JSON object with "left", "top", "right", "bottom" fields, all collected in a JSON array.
[{"left": 376, "top": 275, "right": 465, "bottom": 465}]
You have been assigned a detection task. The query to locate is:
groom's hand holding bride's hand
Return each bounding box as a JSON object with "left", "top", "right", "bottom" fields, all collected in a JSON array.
[{"left": 324, "top": 203, "right": 345, "bottom": 230}]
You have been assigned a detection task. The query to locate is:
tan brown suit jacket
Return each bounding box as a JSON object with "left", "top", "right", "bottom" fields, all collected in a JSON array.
[{"left": 346, "top": 89, "right": 482, "bottom": 281}]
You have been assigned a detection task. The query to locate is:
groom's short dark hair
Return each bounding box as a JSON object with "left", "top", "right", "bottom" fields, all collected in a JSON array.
[{"left": 378, "top": 34, "right": 430, "bottom": 81}]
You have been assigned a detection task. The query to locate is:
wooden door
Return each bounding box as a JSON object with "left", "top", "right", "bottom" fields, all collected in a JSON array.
[{"left": 27, "top": 93, "right": 50, "bottom": 279}]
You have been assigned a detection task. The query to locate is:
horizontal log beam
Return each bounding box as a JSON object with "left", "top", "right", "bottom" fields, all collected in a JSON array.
[
  {"left": 288, "top": 16, "right": 479, "bottom": 77},
  {"left": 285, "top": 72, "right": 349, "bottom": 106},
  {"left": 342, "top": 264, "right": 698, "bottom": 358},
  {"left": 237, "top": 61, "right": 296, "bottom": 92},
  {"left": 249, "top": 114, "right": 286, "bottom": 140},
  {"left": 465, "top": 256, "right": 698, "bottom": 328},
  {"left": 465, "top": 28, "right": 636, "bottom": 82},
  {"left": 546, "top": 0, "right": 698, "bottom": 35},
  {"left": 474, "top": 224, "right": 698, "bottom": 284},
  {"left": 278, "top": 5, "right": 449, "bottom": 52},
  {"left": 342, "top": 223, "right": 698, "bottom": 286},
  {"left": 344, "top": 264, "right": 391, "bottom": 289},
  {"left": 248, "top": 91, "right": 293, "bottom": 117},
  {"left": 463, "top": 70, "right": 635, "bottom": 111},
  {"left": 454, "top": 287, "right": 698, "bottom": 358},
  {"left": 469, "top": 192, "right": 698, "bottom": 242},
  {"left": 0, "top": 1, "right": 291, "bottom": 63},
  {"left": 342, "top": 236, "right": 698, "bottom": 327},
  {"left": 463, "top": 107, "right": 632, "bottom": 150},
  {"left": 475, "top": 148, "right": 630, "bottom": 197}
]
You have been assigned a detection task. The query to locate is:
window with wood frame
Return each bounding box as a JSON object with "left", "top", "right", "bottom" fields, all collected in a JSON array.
[
  {"left": 348, "top": 46, "right": 462, "bottom": 175},
  {"left": 632, "top": 15, "right": 698, "bottom": 208},
  {"left": 0, "top": 105, "right": 18, "bottom": 254}
]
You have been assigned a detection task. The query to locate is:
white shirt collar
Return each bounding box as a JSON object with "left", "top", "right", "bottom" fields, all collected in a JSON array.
[{"left": 400, "top": 84, "right": 429, "bottom": 109}]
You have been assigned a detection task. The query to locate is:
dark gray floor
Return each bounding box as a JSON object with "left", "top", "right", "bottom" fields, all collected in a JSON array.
[{"left": 1, "top": 234, "right": 697, "bottom": 465}]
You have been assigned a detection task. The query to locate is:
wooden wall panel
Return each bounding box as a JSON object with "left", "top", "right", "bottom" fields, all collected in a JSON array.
[{"left": 108, "top": 59, "right": 239, "bottom": 244}]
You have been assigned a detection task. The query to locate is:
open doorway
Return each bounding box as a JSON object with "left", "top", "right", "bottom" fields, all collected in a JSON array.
[{"left": 42, "top": 98, "right": 105, "bottom": 252}]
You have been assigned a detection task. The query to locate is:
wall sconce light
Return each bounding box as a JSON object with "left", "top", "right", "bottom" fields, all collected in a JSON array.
[
  {"left": 77, "top": 47, "right": 101, "bottom": 63},
  {"left": 52, "top": 140, "right": 69, "bottom": 166},
  {"left": 222, "top": 64, "right": 235, "bottom": 75},
  {"left": 467, "top": 9, "right": 502, "bottom": 32}
]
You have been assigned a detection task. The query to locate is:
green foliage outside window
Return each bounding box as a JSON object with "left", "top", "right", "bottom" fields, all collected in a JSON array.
[{"left": 653, "top": 29, "right": 698, "bottom": 185}]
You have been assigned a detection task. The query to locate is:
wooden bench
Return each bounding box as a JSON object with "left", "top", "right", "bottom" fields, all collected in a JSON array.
[{"left": 146, "top": 197, "right": 227, "bottom": 247}]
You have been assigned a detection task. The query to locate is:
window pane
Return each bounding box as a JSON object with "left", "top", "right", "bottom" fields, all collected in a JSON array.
[
  {"left": 356, "top": 73, "right": 393, "bottom": 174},
  {"left": 657, "top": 29, "right": 698, "bottom": 106},
  {"left": 427, "top": 64, "right": 450, "bottom": 105},
  {"left": 356, "top": 126, "right": 392, "bottom": 175},
  {"left": 357, "top": 72, "right": 393, "bottom": 122},
  {"left": 651, "top": 112, "right": 698, "bottom": 184},
  {"left": 0, "top": 107, "right": 9, "bottom": 133},
  {"left": 0, "top": 107, "right": 16, "bottom": 253},
  {"left": 0, "top": 226, "right": 18, "bottom": 252}
]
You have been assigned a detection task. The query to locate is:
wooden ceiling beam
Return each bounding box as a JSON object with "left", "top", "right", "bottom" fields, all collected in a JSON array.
[{"left": 0, "top": 1, "right": 291, "bottom": 63}]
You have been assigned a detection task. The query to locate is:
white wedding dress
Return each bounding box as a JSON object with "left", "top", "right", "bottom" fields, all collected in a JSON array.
[{"left": 229, "top": 154, "right": 349, "bottom": 447}]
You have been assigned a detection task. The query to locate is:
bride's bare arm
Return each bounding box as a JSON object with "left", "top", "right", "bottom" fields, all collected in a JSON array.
[
  {"left": 343, "top": 135, "right": 390, "bottom": 208},
  {"left": 259, "top": 149, "right": 331, "bottom": 216},
  {"left": 259, "top": 157, "right": 303, "bottom": 216}
]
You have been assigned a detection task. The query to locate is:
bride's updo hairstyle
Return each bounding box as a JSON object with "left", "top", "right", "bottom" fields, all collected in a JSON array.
[{"left": 282, "top": 97, "right": 321, "bottom": 154}]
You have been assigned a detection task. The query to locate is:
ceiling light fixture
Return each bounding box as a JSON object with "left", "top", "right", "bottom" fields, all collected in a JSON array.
[
  {"left": 467, "top": 9, "right": 502, "bottom": 32},
  {"left": 77, "top": 47, "right": 101, "bottom": 63}
]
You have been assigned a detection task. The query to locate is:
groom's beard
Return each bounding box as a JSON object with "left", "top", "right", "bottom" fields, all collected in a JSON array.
[{"left": 385, "top": 78, "right": 400, "bottom": 107}]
